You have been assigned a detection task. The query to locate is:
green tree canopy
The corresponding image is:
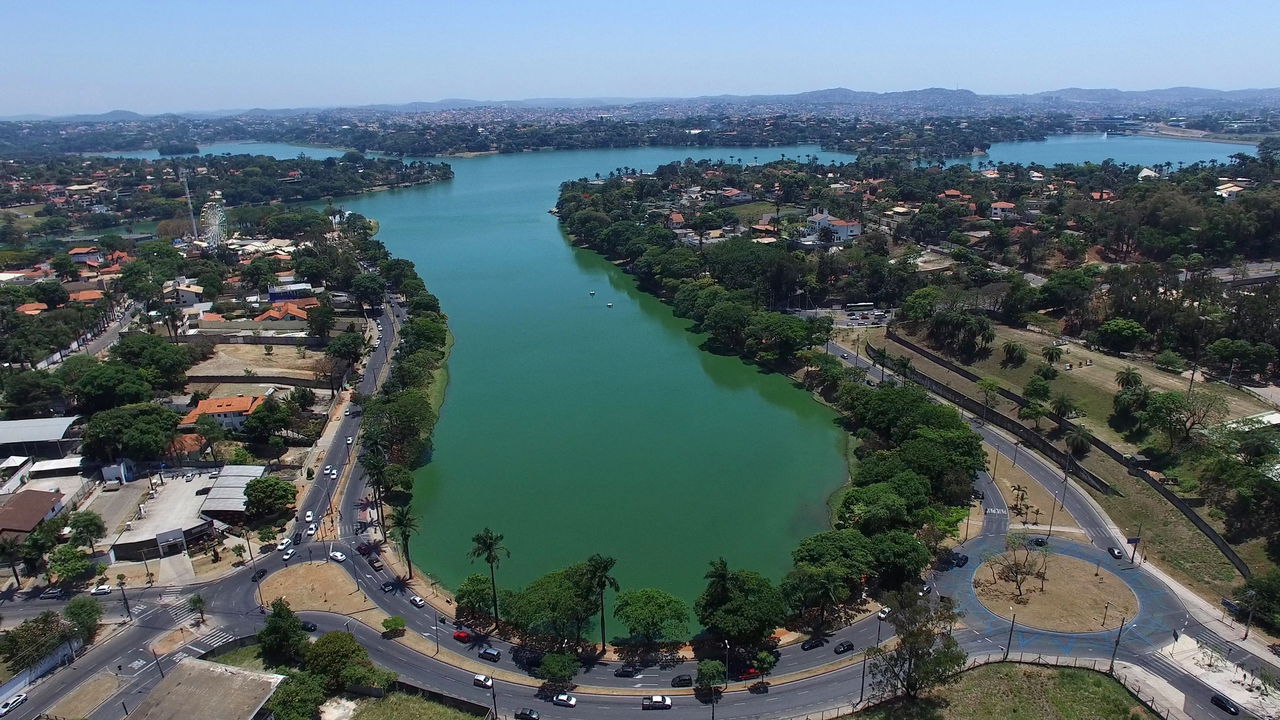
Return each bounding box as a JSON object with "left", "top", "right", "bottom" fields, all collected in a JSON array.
[
  {"left": 612, "top": 588, "right": 691, "bottom": 643},
  {"left": 244, "top": 475, "right": 297, "bottom": 518},
  {"left": 81, "top": 403, "right": 179, "bottom": 462}
]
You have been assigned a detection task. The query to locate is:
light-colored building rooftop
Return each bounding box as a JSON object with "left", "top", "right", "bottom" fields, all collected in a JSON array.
[
  {"left": 0, "top": 416, "right": 79, "bottom": 445},
  {"left": 127, "top": 657, "right": 283, "bottom": 720}
]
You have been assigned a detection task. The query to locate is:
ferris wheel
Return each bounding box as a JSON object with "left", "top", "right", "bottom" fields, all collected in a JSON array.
[{"left": 201, "top": 202, "right": 225, "bottom": 250}]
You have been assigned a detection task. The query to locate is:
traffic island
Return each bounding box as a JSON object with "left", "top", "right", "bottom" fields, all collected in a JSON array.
[{"left": 973, "top": 554, "right": 1138, "bottom": 632}]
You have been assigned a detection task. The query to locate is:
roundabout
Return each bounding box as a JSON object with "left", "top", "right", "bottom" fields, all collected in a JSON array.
[{"left": 973, "top": 554, "right": 1139, "bottom": 633}]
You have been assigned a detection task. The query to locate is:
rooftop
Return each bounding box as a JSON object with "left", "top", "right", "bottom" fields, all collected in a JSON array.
[
  {"left": 0, "top": 489, "right": 63, "bottom": 534},
  {"left": 0, "top": 416, "right": 79, "bottom": 445},
  {"left": 127, "top": 658, "right": 283, "bottom": 720}
]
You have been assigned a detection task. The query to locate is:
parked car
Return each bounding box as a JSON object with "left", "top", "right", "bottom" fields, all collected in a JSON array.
[
  {"left": 301, "top": 621, "right": 318, "bottom": 632},
  {"left": 39, "top": 587, "right": 65, "bottom": 600},
  {"left": 641, "top": 696, "right": 672, "bottom": 710},
  {"left": 552, "top": 694, "right": 577, "bottom": 708},
  {"left": 834, "top": 641, "right": 855, "bottom": 654},
  {"left": 453, "top": 630, "right": 472, "bottom": 643},
  {"left": 614, "top": 665, "right": 641, "bottom": 678},
  {"left": 1210, "top": 693, "right": 1240, "bottom": 715},
  {"left": 90, "top": 584, "right": 112, "bottom": 596},
  {"left": 1108, "top": 547, "right": 1124, "bottom": 559},
  {"left": 877, "top": 607, "right": 892, "bottom": 621},
  {"left": 801, "top": 637, "right": 824, "bottom": 651},
  {"left": 281, "top": 549, "right": 296, "bottom": 561},
  {"left": 0, "top": 693, "right": 27, "bottom": 716},
  {"left": 473, "top": 674, "right": 493, "bottom": 688},
  {"left": 737, "top": 668, "right": 760, "bottom": 682},
  {"left": 304, "top": 511, "right": 314, "bottom": 523},
  {"left": 410, "top": 596, "right": 426, "bottom": 608},
  {"left": 478, "top": 647, "right": 501, "bottom": 662},
  {"left": 381, "top": 581, "right": 396, "bottom": 593},
  {"left": 251, "top": 569, "right": 267, "bottom": 582},
  {"left": 670, "top": 674, "right": 693, "bottom": 687},
  {"left": 328, "top": 551, "right": 346, "bottom": 562},
  {"left": 514, "top": 709, "right": 540, "bottom": 720}
]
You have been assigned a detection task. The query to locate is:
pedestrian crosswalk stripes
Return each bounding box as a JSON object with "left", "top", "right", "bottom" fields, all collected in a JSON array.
[{"left": 198, "top": 629, "right": 237, "bottom": 648}]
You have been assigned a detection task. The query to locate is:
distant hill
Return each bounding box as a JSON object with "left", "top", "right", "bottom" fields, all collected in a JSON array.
[{"left": 5, "top": 86, "right": 1280, "bottom": 122}]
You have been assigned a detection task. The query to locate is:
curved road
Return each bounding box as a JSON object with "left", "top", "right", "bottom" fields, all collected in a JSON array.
[{"left": 3, "top": 321, "right": 1276, "bottom": 720}]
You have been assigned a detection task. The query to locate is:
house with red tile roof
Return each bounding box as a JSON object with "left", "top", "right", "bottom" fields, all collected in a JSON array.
[
  {"left": 16, "top": 302, "right": 47, "bottom": 316},
  {"left": 69, "top": 289, "right": 105, "bottom": 303},
  {"left": 254, "top": 302, "right": 308, "bottom": 321},
  {"left": 990, "top": 201, "right": 1017, "bottom": 221},
  {"left": 180, "top": 395, "right": 265, "bottom": 430},
  {"left": 67, "top": 246, "right": 103, "bottom": 264}
]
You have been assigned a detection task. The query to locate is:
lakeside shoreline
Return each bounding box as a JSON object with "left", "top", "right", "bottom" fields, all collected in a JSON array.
[{"left": 1134, "top": 129, "right": 1259, "bottom": 146}]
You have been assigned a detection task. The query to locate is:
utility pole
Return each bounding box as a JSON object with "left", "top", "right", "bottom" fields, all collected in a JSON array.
[
  {"left": 1129, "top": 523, "right": 1142, "bottom": 563},
  {"left": 1108, "top": 617, "right": 1127, "bottom": 673},
  {"left": 862, "top": 617, "right": 884, "bottom": 703},
  {"left": 1243, "top": 591, "right": 1257, "bottom": 640},
  {"left": 1046, "top": 471, "right": 1067, "bottom": 538},
  {"left": 152, "top": 648, "right": 165, "bottom": 679}
]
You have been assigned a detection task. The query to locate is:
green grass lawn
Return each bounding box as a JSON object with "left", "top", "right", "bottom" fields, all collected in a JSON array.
[
  {"left": 857, "top": 663, "right": 1155, "bottom": 720},
  {"left": 352, "top": 693, "right": 483, "bottom": 720},
  {"left": 726, "top": 201, "right": 793, "bottom": 224},
  {"left": 210, "top": 643, "right": 271, "bottom": 672}
]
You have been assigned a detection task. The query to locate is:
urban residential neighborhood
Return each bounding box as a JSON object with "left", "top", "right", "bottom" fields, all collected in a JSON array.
[{"left": 3, "top": 4, "right": 1280, "bottom": 720}]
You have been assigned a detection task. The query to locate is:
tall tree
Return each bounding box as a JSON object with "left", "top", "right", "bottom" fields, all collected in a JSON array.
[
  {"left": 866, "top": 591, "right": 965, "bottom": 699},
  {"left": 468, "top": 528, "right": 509, "bottom": 624},
  {"left": 583, "top": 554, "right": 619, "bottom": 649},
  {"left": 387, "top": 505, "right": 419, "bottom": 579}
]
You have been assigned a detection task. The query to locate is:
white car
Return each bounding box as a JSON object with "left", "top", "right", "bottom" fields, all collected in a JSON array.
[
  {"left": 304, "top": 511, "right": 314, "bottom": 523},
  {"left": 343, "top": 408, "right": 350, "bottom": 416},
  {"left": 346, "top": 436, "right": 353, "bottom": 445},
  {"left": 281, "top": 548, "right": 296, "bottom": 561},
  {"left": 877, "top": 607, "right": 892, "bottom": 621},
  {"left": 552, "top": 694, "right": 577, "bottom": 708},
  {"left": 409, "top": 595, "right": 426, "bottom": 608},
  {"left": 306, "top": 523, "right": 317, "bottom": 536},
  {"left": 276, "top": 538, "right": 292, "bottom": 551},
  {"left": 329, "top": 551, "right": 346, "bottom": 562},
  {"left": 323, "top": 464, "right": 332, "bottom": 475},
  {"left": 90, "top": 584, "right": 112, "bottom": 596},
  {"left": 473, "top": 674, "right": 493, "bottom": 688},
  {"left": 0, "top": 693, "right": 27, "bottom": 716}
]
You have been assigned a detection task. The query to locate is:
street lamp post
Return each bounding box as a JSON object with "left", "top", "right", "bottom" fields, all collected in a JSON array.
[
  {"left": 1108, "top": 617, "right": 1127, "bottom": 673},
  {"left": 1046, "top": 471, "right": 1067, "bottom": 538},
  {"left": 246, "top": 539, "right": 265, "bottom": 608},
  {"left": 861, "top": 617, "right": 884, "bottom": 703},
  {"left": 1102, "top": 601, "right": 1111, "bottom": 628},
  {"left": 489, "top": 682, "right": 498, "bottom": 719},
  {"left": 1004, "top": 611, "right": 1016, "bottom": 661},
  {"left": 1243, "top": 590, "right": 1257, "bottom": 640},
  {"left": 1011, "top": 441, "right": 1021, "bottom": 468}
]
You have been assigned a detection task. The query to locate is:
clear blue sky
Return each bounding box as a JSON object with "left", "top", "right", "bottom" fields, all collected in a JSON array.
[{"left": 4, "top": 0, "right": 1277, "bottom": 116}]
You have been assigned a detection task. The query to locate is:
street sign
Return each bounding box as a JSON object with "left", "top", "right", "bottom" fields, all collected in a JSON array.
[{"left": 1126, "top": 537, "right": 1140, "bottom": 545}]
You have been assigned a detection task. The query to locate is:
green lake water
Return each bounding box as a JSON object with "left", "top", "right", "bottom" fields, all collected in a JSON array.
[{"left": 110, "top": 134, "right": 1252, "bottom": 605}]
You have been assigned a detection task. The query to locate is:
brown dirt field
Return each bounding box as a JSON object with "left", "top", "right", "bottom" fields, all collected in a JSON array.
[
  {"left": 259, "top": 561, "right": 383, "bottom": 620},
  {"left": 974, "top": 554, "right": 1139, "bottom": 632},
  {"left": 191, "top": 344, "right": 323, "bottom": 379},
  {"left": 150, "top": 624, "right": 206, "bottom": 654},
  {"left": 987, "top": 446, "right": 1081, "bottom": 533},
  {"left": 48, "top": 671, "right": 124, "bottom": 719}
]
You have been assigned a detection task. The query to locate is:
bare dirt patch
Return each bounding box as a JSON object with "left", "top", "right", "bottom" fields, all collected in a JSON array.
[
  {"left": 974, "top": 554, "right": 1138, "bottom": 632},
  {"left": 259, "top": 561, "right": 383, "bottom": 619},
  {"left": 191, "top": 344, "right": 323, "bottom": 379},
  {"left": 47, "top": 671, "right": 124, "bottom": 719},
  {"left": 987, "top": 446, "right": 1081, "bottom": 534}
]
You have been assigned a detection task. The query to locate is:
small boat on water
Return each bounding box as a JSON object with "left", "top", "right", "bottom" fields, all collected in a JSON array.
[
  {"left": 589, "top": 290, "right": 596, "bottom": 296},
  {"left": 606, "top": 303, "right": 613, "bottom": 308},
  {"left": 547, "top": 208, "right": 559, "bottom": 215}
]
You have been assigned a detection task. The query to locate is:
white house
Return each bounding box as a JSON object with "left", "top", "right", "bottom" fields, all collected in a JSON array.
[
  {"left": 990, "top": 201, "right": 1017, "bottom": 220},
  {"left": 806, "top": 211, "right": 862, "bottom": 242}
]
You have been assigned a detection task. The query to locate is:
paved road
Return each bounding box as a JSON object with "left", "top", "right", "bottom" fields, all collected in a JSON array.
[{"left": 9, "top": 322, "right": 1280, "bottom": 720}]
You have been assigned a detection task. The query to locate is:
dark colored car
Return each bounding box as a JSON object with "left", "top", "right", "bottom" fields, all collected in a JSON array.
[
  {"left": 356, "top": 544, "right": 372, "bottom": 556},
  {"left": 380, "top": 581, "right": 395, "bottom": 593},
  {"left": 478, "top": 647, "right": 502, "bottom": 662},
  {"left": 671, "top": 674, "right": 693, "bottom": 688},
  {"left": 953, "top": 553, "right": 970, "bottom": 568},
  {"left": 801, "top": 637, "right": 824, "bottom": 651},
  {"left": 834, "top": 641, "right": 855, "bottom": 654},
  {"left": 1210, "top": 693, "right": 1240, "bottom": 715},
  {"left": 251, "top": 569, "right": 267, "bottom": 582},
  {"left": 301, "top": 621, "right": 318, "bottom": 632},
  {"left": 514, "top": 710, "right": 540, "bottom": 720},
  {"left": 972, "top": 489, "right": 985, "bottom": 500},
  {"left": 292, "top": 531, "right": 302, "bottom": 544},
  {"left": 614, "top": 666, "right": 641, "bottom": 678},
  {"left": 1108, "top": 547, "right": 1124, "bottom": 559},
  {"left": 368, "top": 557, "right": 384, "bottom": 571},
  {"left": 1030, "top": 537, "right": 1048, "bottom": 547}
]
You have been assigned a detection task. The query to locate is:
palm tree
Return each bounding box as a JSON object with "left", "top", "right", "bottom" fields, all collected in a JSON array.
[
  {"left": 1002, "top": 340, "right": 1027, "bottom": 366},
  {"left": 1065, "top": 426, "right": 1093, "bottom": 457},
  {"left": 1050, "top": 393, "right": 1077, "bottom": 420},
  {"left": 0, "top": 536, "right": 22, "bottom": 587},
  {"left": 188, "top": 593, "right": 205, "bottom": 622},
  {"left": 703, "top": 558, "right": 733, "bottom": 607},
  {"left": 1041, "top": 345, "right": 1064, "bottom": 365},
  {"left": 583, "top": 554, "right": 619, "bottom": 650},
  {"left": 361, "top": 446, "right": 388, "bottom": 509},
  {"left": 1114, "top": 365, "right": 1142, "bottom": 390},
  {"left": 468, "top": 528, "right": 509, "bottom": 624},
  {"left": 387, "top": 506, "right": 420, "bottom": 579}
]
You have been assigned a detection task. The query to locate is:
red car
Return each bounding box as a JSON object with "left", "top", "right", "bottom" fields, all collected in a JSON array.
[
  {"left": 453, "top": 631, "right": 472, "bottom": 643},
  {"left": 737, "top": 668, "right": 760, "bottom": 681}
]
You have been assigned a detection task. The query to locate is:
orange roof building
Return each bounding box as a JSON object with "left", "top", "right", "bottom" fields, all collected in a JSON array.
[
  {"left": 180, "top": 396, "right": 265, "bottom": 429},
  {"left": 69, "top": 289, "right": 105, "bottom": 303},
  {"left": 16, "top": 302, "right": 47, "bottom": 315}
]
